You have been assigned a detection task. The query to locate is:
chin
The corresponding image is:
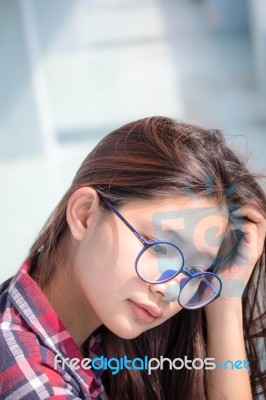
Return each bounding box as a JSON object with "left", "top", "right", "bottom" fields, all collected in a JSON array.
[
  {"left": 107, "top": 320, "right": 147, "bottom": 340},
  {"left": 118, "top": 331, "right": 144, "bottom": 340},
  {"left": 111, "top": 327, "right": 143, "bottom": 340}
]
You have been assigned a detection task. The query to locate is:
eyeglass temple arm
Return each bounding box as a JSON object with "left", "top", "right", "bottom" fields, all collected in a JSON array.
[
  {"left": 203, "top": 266, "right": 220, "bottom": 293},
  {"left": 101, "top": 197, "right": 146, "bottom": 244},
  {"left": 203, "top": 276, "right": 217, "bottom": 293}
]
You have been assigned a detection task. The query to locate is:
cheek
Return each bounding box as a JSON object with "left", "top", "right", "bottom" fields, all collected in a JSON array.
[{"left": 73, "top": 231, "right": 139, "bottom": 305}]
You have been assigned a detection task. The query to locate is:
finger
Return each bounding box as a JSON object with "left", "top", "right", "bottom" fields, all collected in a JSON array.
[
  {"left": 232, "top": 205, "right": 266, "bottom": 225},
  {"left": 240, "top": 222, "right": 258, "bottom": 245},
  {"left": 232, "top": 206, "right": 266, "bottom": 252}
]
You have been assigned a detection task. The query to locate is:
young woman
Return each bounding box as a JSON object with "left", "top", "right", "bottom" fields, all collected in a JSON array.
[{"left": 0, "top": 116, "right": 265, "bottom": 400}]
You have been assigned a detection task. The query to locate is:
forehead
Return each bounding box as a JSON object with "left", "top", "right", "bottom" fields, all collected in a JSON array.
[{"left": 126, "top": 195, "right": 228, "bottom": 223}]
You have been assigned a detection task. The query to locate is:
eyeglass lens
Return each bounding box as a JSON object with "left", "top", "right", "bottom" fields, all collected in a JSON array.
[
  {"left": 179, "top": 273, "right": 221, "bottom": 309},
  {"left": 136, "top": 242, "right": 221, "bottom": 308},
  {"left": 136, "top": 242, "right": 183, "bottom": 283}
]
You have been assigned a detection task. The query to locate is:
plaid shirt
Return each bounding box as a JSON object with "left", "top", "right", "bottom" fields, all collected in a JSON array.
[{"left": 0, "top": 259, "right": 109, "bottom": 400}]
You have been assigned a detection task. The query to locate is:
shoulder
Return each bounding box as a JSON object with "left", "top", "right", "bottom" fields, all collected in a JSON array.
[
  {"left": 0, "top": 269, "right": 107, "bottom": 400},
  {"left": 0, "top": 323, "right": 88, "bottom": 399},
  {"left": 0, "top": 279, "right": 90, "bottom": 399}
]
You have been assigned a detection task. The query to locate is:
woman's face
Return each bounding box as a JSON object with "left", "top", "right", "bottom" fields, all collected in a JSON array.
[{"left": 73, "top": 194, "right": 228, "bottom": 339}]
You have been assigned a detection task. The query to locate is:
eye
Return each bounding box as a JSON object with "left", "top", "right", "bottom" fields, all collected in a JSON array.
[
  {"left": 188, "top": 266, "right": 205, "bottom": 274},
  {"left": 153, "top": 243, "right": 168, "bottom": 255},
  {"left": 143, "top": 236, "right": 168, "bottom": 255},
  {"left": 142, "top": 235, "right": 171, "bottom": 256},
  {"left": 143, "top": 235, "right": 154, "bottom": 244}
]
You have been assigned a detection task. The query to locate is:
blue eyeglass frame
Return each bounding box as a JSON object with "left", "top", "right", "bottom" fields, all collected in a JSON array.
[{"left": 100, "top": 196, "right": 222, "bottom": 308}]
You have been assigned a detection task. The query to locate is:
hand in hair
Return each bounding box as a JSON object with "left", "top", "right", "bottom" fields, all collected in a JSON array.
[
  {"left": 219, "top": 206, "right": 266, "bottom": 299},
  {"left": 204, "top": 206, "right": 265, "bottom": 400}
]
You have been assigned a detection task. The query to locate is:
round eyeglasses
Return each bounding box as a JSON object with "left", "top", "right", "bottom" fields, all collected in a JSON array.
[{"left": 100, "top": 196, "right": 222, "bottom": 310}]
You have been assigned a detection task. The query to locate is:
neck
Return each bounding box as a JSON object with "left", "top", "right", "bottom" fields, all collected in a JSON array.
[{"left": 41, "top": 260, "right": 102, "bottom": 350}]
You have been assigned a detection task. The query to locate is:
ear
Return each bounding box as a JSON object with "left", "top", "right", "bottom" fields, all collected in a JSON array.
[{"left": 66, "top": 187, "right": 100, "bottom": 241}]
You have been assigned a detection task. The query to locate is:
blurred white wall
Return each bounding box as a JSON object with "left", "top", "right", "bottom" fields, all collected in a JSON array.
[{"left": 0, "top": 0, "right": 265, "bottom": 284}]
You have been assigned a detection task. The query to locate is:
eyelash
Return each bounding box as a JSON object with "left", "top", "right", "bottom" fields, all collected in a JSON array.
[{"left": 143, "top": 235, "right": 159, "bottom": 243}]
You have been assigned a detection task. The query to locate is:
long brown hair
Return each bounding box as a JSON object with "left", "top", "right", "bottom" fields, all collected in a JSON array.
[{"left": 28, "top": 117, "right": 266, "bottom": 399}]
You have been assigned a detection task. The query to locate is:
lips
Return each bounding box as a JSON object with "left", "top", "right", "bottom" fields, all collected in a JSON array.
[{"left": 129, "top": 300, "right": 163, "bottom": 318}]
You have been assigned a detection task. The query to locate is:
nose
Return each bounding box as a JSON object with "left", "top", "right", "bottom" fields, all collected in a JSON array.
[{"left": 149, "top": 273, "right": 187, "bottom": 302}]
